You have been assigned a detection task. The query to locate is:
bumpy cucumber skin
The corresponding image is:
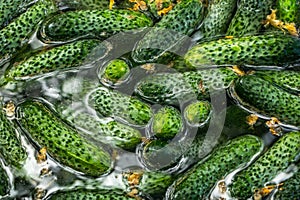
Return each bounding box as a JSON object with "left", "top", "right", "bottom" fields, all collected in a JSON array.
[
  {"left": 168, "top": 135, "right": 263, "bottom": 200},
  {"left": 18, "top": 100, "right": 111, "bottom": 177},
  {"left": 5, "top": 40, "right": 105, "bottom": 81},
  {"left": 131, "top": 0, "right": 203, "bottom": 63},
  {"left": 0, "top": 0, "right": 58, "bottom": 60},
  {"left": 91, "top": 87, "right": 152, "bottom": 126},
  {"left": 41, "top": 9, "right": 153, "bottom": 41},
  {"left": 0, "top": 165, "right": 9, "bottom": 196},
  {"left": 230, "top": 132, "right": 300, "bottom": 199},
  {"left": 48, "top": 189, "right": 135, "bottom": 200},
  {"left": 233, "top": 75, "right": 300, "bottom": 127},
  {"left": 0, "top": 110, "right": 27, "bottom": 168},
  {"left": 274, "top": 169, "right": 300, "bottom": 199},
  {"left": 254, "top": 70, "right": 300, "bottom": 94},
  {"left": 152, "top": 106, "right": 183, "bottom": 140},
  {"left": 197, "top": 0, "right": 237, "bottom": 39},
  {"left": 135, "top": 68, "right": 237, "bottom": 105},
  {"left": 277, "top": 0, "right": 298, "bottom": 23},
  {"left": 102, "top": 59, "right": 130, "bottom": 84},
  {"left": 226, "top": 0, "right": 274, "bottom": 36},
  {"left": 184, "top": 101, "right": 211, "bottom": 126},
  {"left": 59, "top": 0, "right": 110, "bottom": 10},
  {"left": 185, "top": 34, "right": 300, "bottom": 68}
]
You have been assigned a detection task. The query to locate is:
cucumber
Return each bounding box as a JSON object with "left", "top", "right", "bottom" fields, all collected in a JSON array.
[
  {"left": 58, "top": 0, "right": 110, "bottom": 10},
  {"left": 277, "top": 0, "right": 299, "bottom": 23},
  {"left": 0, "top": 164, "right": 9, "bottom": 197},
  {"left": 3, "top": 40, "right": 107, "bottom": 83},
  {"left": 232, "top": 75, "right": 300, "bottom": 127},
  {"left": 17, "top": 100, "right": 112, "bottom": 177},
  {"left": 0, "top": 0, "right": 58, "bottom": 61},
  {"left": 167, "top": 135, "right": 263, "bottom": 199},
  {"left": 100, "top": 59, "right": 130, "bottom": 85},
  {"left": 184, "top": 101, "right": 211, "bottom": 126},
  {"left": 195, "top": 0, "right": 237, "bottom": 40},
  {"left": 135, "top": 68, "right": 237, "bottom": 105},
  {"left": 131, "top": 0, "right": 203, "bottom": 63},
  {"left": 48, "top": 189, "right": 135, "bottom": 200},
  {"left": 145, "top": 0, "right": 177, "bottom": 19},
  {"left": 40, "top": 9, "right": 153, "bottom": 41},
  {"left": 0, "top": 109, "right": 27, "bottom": 168},
  {"left": 184, "top": 34, "right": 300, "bottom": 68},
  {"left": 151, "top": 106, "right": 183, "bottom": 140},
  {"left": 89, "top": 87, "right": 152, "bottom": 126},
  {"left": 229, "top": 131, "right": 300, "bottom": 199},
  {"left": 274, "top": 168, "right": 300, "bottom": 199},
  {"left": 226, "top": 0, "right": 274, "bottom": 36}
]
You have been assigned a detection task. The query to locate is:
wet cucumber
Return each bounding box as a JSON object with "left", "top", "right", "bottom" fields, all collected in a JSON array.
[
  {"left": 0, "top": 0, "right": 58, "bottom": 61},
  {"left": 58, "top": 0, "right": 110, "bottom": 10},
  {"left": 3, "top": 40, "right": 107, "bottom": 83},
  {"left": 40, "top": 9, "right": 153, "bottom": 41},
  {"left": 232, "top": 75, "right": 300, "bottom": 127},
  {"left": 274, "top": 168, "right": 300, "bottom": 199},
  {"left": 226, "top": 0, "right": 274, "bottom": 36},
  {"left": 184, "top": 101, "right": 211, "bottom": 126},
  {"left": 89, "top": 87, "right": 152, "bottom": 126},
  {"left": 17, "top": 100, "right": 112, "bottom": 177},
  {"left": 0, "top": 109, "right": 27, "bottom": 168},
  {"left": 131, "top": 0, "right": 203, "bottom": 63},
  {"left": 135, "top": 68, "right": 237, "bottom": 105},
  {"left": 166, "top": 135, "right": 263, "bottom": 199},
  {"left": 0, "top": 164, "right": 9, "bottom": 197},
  {"left": 184, "top": 34, "right": 300, "bottom": 68},
  {"left": 277, "top": 0, "right": 299, "bottom": 23},
  {"left": 229, "top": 131, "right": 300, "bottom": 199},
  {"left": 100, "top": 59, "right": 131, "bottom": 85}
]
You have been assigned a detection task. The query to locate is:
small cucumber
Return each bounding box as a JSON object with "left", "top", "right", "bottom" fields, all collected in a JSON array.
[
  {"left": 58, "top": 0, "right": 110, "bottom": 10},
  {"left": 40, "top": 9, "right": 153, "bottom": 41},
  {"left": 229, "top": 131, "right": 300, "bottom": 199},
  {"left": 232, "top": 75, "right": 300, "bottom": 127},
  {"left": 100, "top": 59, "right": 131, "bottom": 85},
  {"left": 167, "top": 135, "right": 263, "bottom": 199},
  {"left": 89, "top": 87, "right": 152, "bottom": 126},
  {"left": 0, "top": 108, "right": 27, "bottom": 168},
  {"left": 135, "top": 68, "right": 237, "bottom": 105},
  {"left": 274, "top": 168, "right": 300, "bottom": 199},
  {"left": 226, "top": 0, "right": 274, "bottom": 36},
  {"left": 184, "top": 34, "right": 300, "bottom": 68},
  {"left": 131, "top": 0, "right": 203, "bottom": 63},
  {"left": 184, "top": 101, "right": 211, "bottom": 126},
  {"left": 0, "top": 0, "right": 58, "bottom": 61},
  {"left": 0, "top": 164, "right": 9, "bottom": 197},
  {"left": 17, "top": 100, "right": 112, "bottom": 177},
  {"left": 277, "top": 0, "right": 299, "bottom": 23}
]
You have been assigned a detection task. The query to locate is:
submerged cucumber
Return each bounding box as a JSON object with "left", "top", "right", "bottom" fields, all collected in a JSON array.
[
  {"left": 0, "top": 0, "right": 58, "bottom": 61},
  {"left": 0, "top": 164, "right": 9, "bottom": 197},
  {"left": 0, "top": 109, "right": 27, "bottom": 168},
  {"left": 277, "top": 0, "right": 299, "bottom": 23},
  {"left": 229, "top": 131, "right": 300, "bottom": 199},
  {"left": 226, "top": 0, "right": 274, "bottom": 36},
  {"left": 131, "top": 0, "right": 203, "bottom": 63},
  {"left": 89, "top": 87, "right": 152, "bottom": 126},
  {"left": 100, "top": 59, "right": 130, "bottom": 85},
  {"left": 185, "top": 34, "right": 300, "bottom": 68},
  {"left": 135, "top": 68, "right": 237, "bottom": 105},
  {"left": 184, "top": 101, "right": 211, "bottom": 126},
  {"left": 40, "top": 9, "right": 153, "bottom": 41},
  {"left": 274, "top": 168, "right": 300, "bottom": 199},
  {"left": 167, "top": 135, "right": 263, "bottom": 199},
  {"left": 232, "top": 75, "right": 300, "bottom": 127},
  {"left": 17, "top": 100, "right": 111, "bottom": 176}
]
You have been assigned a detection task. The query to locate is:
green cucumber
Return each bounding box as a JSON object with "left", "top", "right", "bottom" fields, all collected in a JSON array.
[
  {"left": 184, "top": 101, "right": 211, "bottom": 126},
  {"left": 48, "top": 189, "right": 135, "bottom": 200},
  {"left": 89, "top": 87, "right": 152, "bottom": 126},
  {"left": 0, "top": 0, "right": 58, "bottom": 61},
  {"left": 167, "top": 135, "right": 263, "bottom": 199},
  {"left": 0, "top": 109, "right": 27, "bottom": 168},
  {"left": 58, "top": 0, "right": 110, "bottom": 10},
  {"left": 0, "top": 164, "right": 9, "bottom": 197},
  {"left": 131, "top": 0, "right": 203, "bottom": 63},
  {"left": 135, "top": 68, "right": 237, "bottom": 105},
  {"left": 40, "top": 9, "right": 153, "bottom": 41},
  {"left": 3, "top": 40, "right": 107, "bottom": 83},
  {"left": 195, "top": 0, "right": 237, "bottom": 40},
  {"left": 274, "top": 168, "right": 300, "bottom": 199},
  {"left": 277, "top": 0, "right": 299, "bottom": 23},
  {"left": 232, "top": 75, "right": 300, "bottom": 127},
  {"left": 226, "top": 0, "right": 274, "bottom": 36},
  {"left": 229, "top": 131, "right": 300, "bottom": 199},
  {"left": 17, "top": 100, "right": 112, "bottom": 177},
  {"left": 184, "top": 34, "right": 300, "bottom": 68},
  {"left": 100, "top": 59, "right": 130, "bottom": 85},
  {"left": 152, "top": 106, "right": 183, "bottom": 140}
]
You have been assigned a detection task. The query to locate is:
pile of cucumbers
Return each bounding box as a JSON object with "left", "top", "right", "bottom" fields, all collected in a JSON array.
[{"left": 0, "top": 0, "right": 299, "bottom": 199}]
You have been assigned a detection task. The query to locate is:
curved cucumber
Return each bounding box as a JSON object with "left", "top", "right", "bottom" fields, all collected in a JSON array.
[
  {"left": 185, "top": 34, "right": 300, "bottom": 68},
  {"left": 89, "top": 87, "right": 152, "bottom": 126},
  {"left": 274, "top": 168, "right": 300, "bottom": 199},
  {"left": 229, "top": 131, "right": 300, "bottom": 199},
  {"left": 17, "top": 100, "right": 112, "bottom": 177},
  {"left": 232, "top": 75, "right": 300, "bottom": 127},
  {"left": 135, "top": 68, "right": 237, "bottom": 105},
  {"left": 0, "top": 0, "right": 58, "bottom": 61},
  {"left": 226, "top": 0, "right": 274, "bottom": 36},
  {"left": 131, "top": 0, "right": 203, "bottom": 63},
  {"left": 0, "top": 109, "right": 27, "bottom": 168},
  {"left": 3, "top": 40, "right": 107, "bottom": 82},
  {"left": 40, "top": 9, "right": 153, "bottom": 41},
  {"left": 167, "top": 135, "right": 263, "bottom": 199},
  {"left": 0, "top": 164, "right": 9, "bottom": 197}
]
